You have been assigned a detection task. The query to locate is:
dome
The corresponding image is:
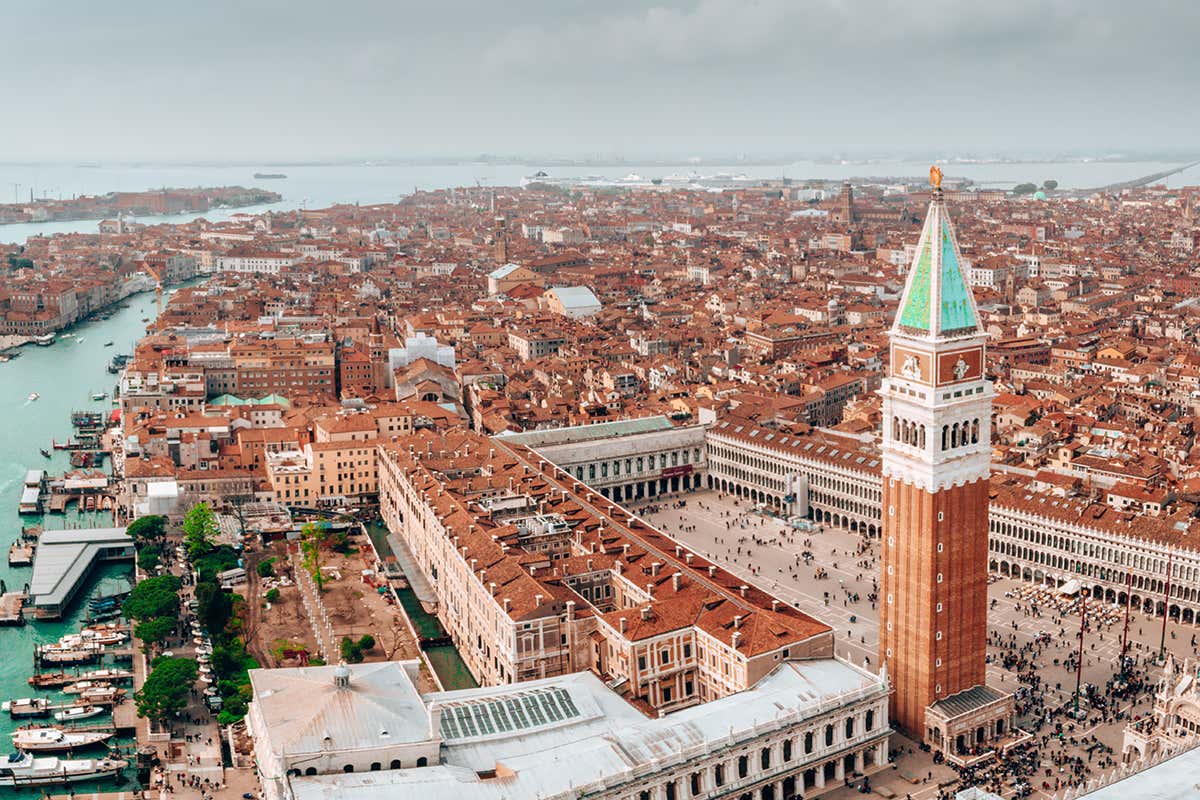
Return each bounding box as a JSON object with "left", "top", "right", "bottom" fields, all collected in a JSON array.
[{"left": 1033, "top": 190, "right": 1047, "bottom": 201}]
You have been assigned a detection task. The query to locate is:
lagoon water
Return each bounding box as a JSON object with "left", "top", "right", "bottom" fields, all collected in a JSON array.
[
  {"left": 0, "top": 296, "right": 154, "bottom": 763},
  {"left": 1, "top": 158, "right": 1198, "bottom": 245}
]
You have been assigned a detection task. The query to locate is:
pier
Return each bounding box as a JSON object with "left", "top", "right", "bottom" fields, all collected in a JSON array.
[{"left": 0, "top": 590, "right": 26, "bottom": 625}]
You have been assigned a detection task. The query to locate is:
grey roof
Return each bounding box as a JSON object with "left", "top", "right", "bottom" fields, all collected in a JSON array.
[
  {"left": 927, "top": 684, "right": 1009, "bottom": 719},
  {"left": 547, "top": 285, "right": 600, "bottom": 309},
  {"left": 29, "top": 528, "right": 132, "bottom": 608},
  {"left": 249, "top": 661, "right": 431, "bottom": 754},
  {"left": 487, "top": 263, "right": 522, "bottom": 280},
  {"left": 497, "top": 415, "right": 674, "bottom": 447},
  {"left": 1074, "top": 743, "right": 1200, "bottom": 799},
  {"left": 288, "top": 659, "right": 886, "bottom": 800}
]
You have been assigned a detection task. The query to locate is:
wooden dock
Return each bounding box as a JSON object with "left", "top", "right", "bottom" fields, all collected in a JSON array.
[{"left": 0, "top": 591, "right": 26, "bottom": 625}]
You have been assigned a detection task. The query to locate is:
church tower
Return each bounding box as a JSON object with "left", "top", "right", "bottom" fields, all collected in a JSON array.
[{"left": 878, "top": 166, "right": 1009, "bottom": 745}]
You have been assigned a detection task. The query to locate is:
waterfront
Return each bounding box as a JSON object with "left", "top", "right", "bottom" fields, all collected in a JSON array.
[
  {"left": 0, "top": 292, "right": 156, "bottom": 776},
  {"left": 1, "top": 158, "right": 1198, "bottom": 245}
]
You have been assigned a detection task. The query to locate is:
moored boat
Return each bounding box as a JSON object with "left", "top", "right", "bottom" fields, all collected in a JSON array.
[
  {"left": 3, "top": 698, "right": 52, "bottom": 717},
  {"left": 0, "top": 751, "right": 127, "bottom": 786},
  {"left": 11, "top": 727, "right": 114, "bottom": 752},
  {"left": 53, "top": 705, "right": 106, "bottom": 723}
]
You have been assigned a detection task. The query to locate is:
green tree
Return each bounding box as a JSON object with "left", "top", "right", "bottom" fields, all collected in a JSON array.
[
  {"left": 123, "top": 575, "right": 182, "bottom": 621},
  {"left": 1043, "top": 179, "right": 1059, "bottom": 191},
  {"left": 265, "top": 588, "right": 280, "bottom": 603},
  {"left": 195, "top": 581, "right": 232, "bottom": 636},
  {"left": 340, "top": 636, "right": 364, "bottom": 663},
  {"left": 1013, "top": 182, "right": 1038, "bottom": 195},
  {"left": 137, "top": 542, "right": 162, "bottom": 572},
  {"left": 299, "top": 522, "right": 333, "bottom": 591},
  {"left": 183, "top": 502, "right": 218, "bottom": 561},
  {"left": 357, "top": 634, "right": 375, "bottom": 652},
  {"left": 127, "top": 515, "right": 167, "bottom": 544},
  {"left": 135, "top": 657, "right": 198, "bottom": 722},
  {"left": 134, "top": 617, "right": 176, "bottom": 654},
  {"left": 256, "top": 557, "right": 276, "bottom": 578}
]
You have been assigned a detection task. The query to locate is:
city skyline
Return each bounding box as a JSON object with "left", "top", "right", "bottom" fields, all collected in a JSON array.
[{"left": 4, "top": 1, "right": 1197, "bottom": 161}]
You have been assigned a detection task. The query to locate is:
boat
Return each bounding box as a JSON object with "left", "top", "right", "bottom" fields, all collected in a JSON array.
[
  {"left": 91, "top": 391, "right": 106, "bottom": 400},
  {"left": 53, "top": 705, "right": 105, "bottom": 723},
  {"left": 103, "top": 341, "right": 113, "bottom": 347},
  {"left": 77, "top": 668, "right": 132, "bottom": 683},
  {"left": 32, "top": 334, "right": 55, "bottom": 346},
  {"left": 76, "top": 338, "right": 85, "bottom": 344},
  {"left": 0, "top": 751, "right": 128, "bottom": 786},
  {"left": 27, "top": 393, "right": 39, "bottom": 402},
  {"left": 39, "top": 449, "right": 51, "bottom": 459},
  {"left": 27, "top": 674, "right": 72, "bottom": 689},
  {"left": 254, "top": 172, "right": 288, "bottom": 179},
  {"left": 11, "top": 728, "right": 114, "bottom": 752},
  {"left": 3, "top": 698, "right": 52, "bottom": 718},
  {"left": 74, "top": 687, "right": 125, "bottom": 703},
  {"left": 62, "top": 681, "right": 117, "bottom": 695},
  {"left": 140, "top": 317, "right": 149, "bottom": 323}
]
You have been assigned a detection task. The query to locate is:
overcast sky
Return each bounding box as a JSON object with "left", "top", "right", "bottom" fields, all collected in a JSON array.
[{"left": 4, "top": 1, "right": 1197, "bottom": 162}]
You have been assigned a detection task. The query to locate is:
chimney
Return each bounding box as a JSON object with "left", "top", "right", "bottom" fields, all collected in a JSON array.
[
  {"left": 740, "top": 584, "right": 749, "bottom": 598},
  {"left": 622, "top": 544, "right": 630, "bottom": 556},
  {"left": 734, "top": 615, "right": 743, "bottom": 629},
  {"left": 590, "top": 542, "right": 597, "bottom": 553},
  {"left": 619, "top": 617, "right": 627, "bottom": 633},
  {"left": 771, "top": 599, "right": 780, "bottom": 612},
  {"left": 586, "top": 558, "right": 593, "bottom": 571},
  {"left": 333, "top": 662, "right": 350, "bottom": 689},
  {"left": 640, "top": 606, "right": 652, "bottom": 621},
  {"left": 502, "top": 598, "right": 511, "bottom": 612},
  {"left": 674, "top": 546, "right": 682, "bottom": 556},
  {"left": 646, "top": 582, "right": 654, "bottom": 597},
  {"left": 732, "top": 631, "right": 741, "bottom": 649},
  {"left": 470, "top": 558, "right": 477, "bottom": 571},
  {"left": 708, "top": 566, "right": 717, "bottom": 577},
  {"left": 672, "top": 572, "right": 682, "bottom": 592},
  {"left": 534, "top": 594, "right": 543, "bottom": 607},
  {"left": 651, "top": 562, "right": 661, "bottom": 577},
  {"left": 685, "top": 553, "right": 694, "bottom": 565},
  {"left": 489, "top": 581, "right": 497, "bottom": 596},
  {"left": 529, "top": 565, "right": 536, "bottom": 576}
]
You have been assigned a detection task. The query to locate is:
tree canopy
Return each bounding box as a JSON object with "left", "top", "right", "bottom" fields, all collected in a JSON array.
[
  {"left": 196, "top": 580, "right": 232, "bottom": 636},
  {"left": 183, "top": 502, "right": 218, "bottom": 560},
  {"left": 127, "top": 515, "right": 167, "bottom": 543},
  {"left": 123, "top": 575, "right": 181, "bottom": 621},
  {"left": 134, "top": 616, "right": 176, "bottom": 652},
  {"left": 1013, "top": 182, "right": 1038, "bottom": 195},
  {"left": 135, "top": 657, "right": 198, "bottom": 722}
]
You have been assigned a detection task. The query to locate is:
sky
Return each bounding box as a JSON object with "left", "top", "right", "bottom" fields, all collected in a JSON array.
[{"left": 4, "top": 0, "right": 1197, "bottom": 162}]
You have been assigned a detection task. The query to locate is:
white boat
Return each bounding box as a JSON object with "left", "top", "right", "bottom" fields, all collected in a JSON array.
[
  {"left": 27, "top": 393, "right": 39, "bottom": 402},
  {"left": 11, "top": 727, "right": 114, "bottom": 752},
  {"left": 72, "top": 668, "right": 133, "bottom": 684},
  {"left": 76, "top": 338, "right": 85, "bottom": 344},
  {"left": 77, "top": 687, "right": 124, "bottom": 703},
  {"left": 91, "top": 392, "right": 106, "bottom": 400},
  {"left": 3, "top": 698, "right": 51, "bottom": 717},
  {"left": 32, "top": 334, "right": 55, "bottom": 346},
  {"left": 53, "top": 705, "right": 105, "bottom": 723},
  {"left": 0, "top": 751, "right": 128, "bottom": 786}
]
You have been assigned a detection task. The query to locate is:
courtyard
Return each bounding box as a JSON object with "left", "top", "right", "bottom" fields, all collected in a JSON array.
[{"left": 638, "top": 489, "right": 1200, "bottom": 799}]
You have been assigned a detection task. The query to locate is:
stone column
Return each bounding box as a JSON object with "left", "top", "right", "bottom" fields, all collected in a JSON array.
[
  {"left": 874, "top": 742, "right": 887, "bottom": 767},
  {"left": 815, "top": 766, "right": 826, "bottom": 789},
  {"left": 854, "top": 749, "right": 864, "bottom": 773},
  {"left": 834, "top": 759, "right": 845, "bottom": 782}
]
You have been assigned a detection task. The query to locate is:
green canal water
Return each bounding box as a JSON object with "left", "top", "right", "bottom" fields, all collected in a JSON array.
[
  {"left": 0, "top": 291, "right": 157, "bottom": 782},
  {"left": 363, "top": 523, "right": 476, "bottom": 690}
]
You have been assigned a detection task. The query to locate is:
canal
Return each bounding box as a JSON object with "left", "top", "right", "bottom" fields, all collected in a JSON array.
[
  {"left": 0, "top": 291, "right": 163, "bottom": 782},
  {"left": 363, "top": 522, "right": 476, "bottom": 690}
]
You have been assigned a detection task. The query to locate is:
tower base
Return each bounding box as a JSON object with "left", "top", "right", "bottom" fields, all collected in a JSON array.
[{"left": 923, "top": 684, "right": 1016, "bottom": 766}]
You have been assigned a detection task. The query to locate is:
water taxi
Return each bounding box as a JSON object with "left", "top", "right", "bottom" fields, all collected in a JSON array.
[
  {"left": 2, "top": 698, "right": 52, "bottom": 718},
  {"left": 53, "top": 705, "right": 105, "bottom": 723},
  {"left": 27, "top": 393, "right": 39, "bottom": 402}
]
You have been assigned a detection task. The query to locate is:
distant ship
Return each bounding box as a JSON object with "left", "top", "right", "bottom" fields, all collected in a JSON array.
[{"left": 254, "top": 172, "right": 287, "bottom": 180}]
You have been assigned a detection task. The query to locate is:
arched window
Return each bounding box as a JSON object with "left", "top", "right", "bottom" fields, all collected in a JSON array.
[
  {"left": 390, "top": 760, "right": 402, "bottom": 770},
  {"left": 951, "top": 423, "right": 959, "bottom": 448},
  {"left": 761, "top": 746, "right": 771, "bottom": 769},
  {"left": 738, "top": 755, "right": 749, "bottom": 778},
  {"left": 804, "top": 731, "right": 814, "bottom": 754},
  {"left": 370, "top": 762, "right": 381, "bottom": 772},
  {"left": 918, "top": 425, "right": 926, "bottom": 449},
  {"left": 845, "top": 716, "right": 855, "bottom": 738},
  {"left": 865, "top": 710, "right": 875, "bottom": 731},
  {"left": 782, "top": 739, "right": 793, "bottom": 761},
  {"left": 343, "top": 765, "right": 355, "bottom": 773},
  {"left": 971, "top": 419, "right": 980, "bottom": 443},
  {"left": 304, "top": 767, "right": 317, "bottom": 776},
  {"left": 416, "top": 757, "right": 428, "bottom": 767},
  {"left": 942, "top": 425, "right": 949, "bottom": 450}
]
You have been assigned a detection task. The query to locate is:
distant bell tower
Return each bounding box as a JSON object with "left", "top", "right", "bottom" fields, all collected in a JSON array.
[
  {"left": 878, "top": 165, "right": 1012, "bottom": 747},
  {"left": 836, "top": 181, "right": 856, "bottom": 226}
]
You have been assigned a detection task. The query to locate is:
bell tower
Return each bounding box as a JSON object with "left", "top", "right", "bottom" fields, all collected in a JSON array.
[{"left": 878, "top": 166, "right": 1010, "bottom": 746}]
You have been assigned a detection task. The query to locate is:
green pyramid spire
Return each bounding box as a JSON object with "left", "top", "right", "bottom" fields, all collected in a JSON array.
[{"left": 894, "top": 189, "right": 980, "bottom": 338}]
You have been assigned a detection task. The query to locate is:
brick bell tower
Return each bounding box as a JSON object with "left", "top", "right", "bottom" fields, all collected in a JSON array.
[{"left": 878, "top": 166, "right": 1011, "bottom": 747}]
